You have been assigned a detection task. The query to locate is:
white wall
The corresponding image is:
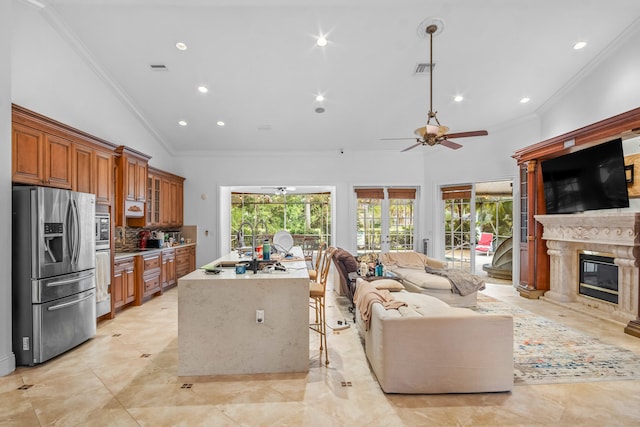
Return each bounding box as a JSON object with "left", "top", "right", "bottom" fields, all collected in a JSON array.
[
  {"left": 11, "top": 2, "right": 175, "bottom": 171},
  {"left": 179, "top": 150, "right": 426, "bottom": 266},
  {"left": 1, "top": 0, "right": 16, "bottom": 377},
  {"left": 539, "top": 20, "right": 640, "bottom": 139}
]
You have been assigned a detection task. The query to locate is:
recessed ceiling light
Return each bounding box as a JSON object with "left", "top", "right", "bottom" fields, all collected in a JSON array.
[
  {"left": 216, "top": 121, "right": 225, "bottom": 127},
  {"left": 454, "top": 95, "right": 464, "bottom": 102},
  {"left": 573, "top": 41, "right": 587, "bottom": 50},
  {"left": 198, "top": 86, "right": 208, "bottom": 93},
  {"left": 315, "top": 94, "right": 325, "bottom": 102},
  {"left": 520, "top": 97, "right": 531, "bottom": 104},
  {"left": 316, "top": 36, "right": 328, "bottom": 47},
  {"left": 178, "top": 120, "right": 188, "bottom": 126},
  {"left": 176, "top": 42, "right": 187, "bottom": 51}
]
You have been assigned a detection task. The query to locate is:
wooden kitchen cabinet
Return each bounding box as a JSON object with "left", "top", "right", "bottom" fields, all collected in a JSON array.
[
  {"left": 113, "top": 257, "right": 136, "bottom": 310},
  {"left": 44, "top": 134, "right": 74, "bottom": 189},
  {"left": 121, "top": 150, "right": 147, "bottom": 202},
  {"left": 136, "top": 252, "right": 162, "bottom": 304},
  {"left": 115, "top": 146, "right": 150, "bottom": 226},
  {"left": 147, "top": 174, "right": 162, "bottom": 226},
  {"left": 176, "top": 245, "right": 196, "bottom": 279},
  {"left": 73, "top": 144, "right": 93, "bottom": 194},
  {"left": 12, "top": 123, "right": 73, "bottom": 189},
  {"left": 12, "top": 123, "right": 43, "bottom": 184},
  {"left": 12, "top": 105, "right": 116, "bottom": 204},
  {"left": 72, "top": 144, "right": 113, "bottom": 205},
  {"left": 94, "top": 149, "right": 113, "bottom": 205},
  {"left": 148, "top": 166, "right": 185, "bottom": 227},
  {"left": 161, "top": 248, "right": 177, "bottom": 290}
]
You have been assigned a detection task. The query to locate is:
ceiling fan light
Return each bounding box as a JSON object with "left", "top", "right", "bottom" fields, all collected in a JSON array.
[{"left": 426, "top": 124, "right": 441, "bottom": 135}]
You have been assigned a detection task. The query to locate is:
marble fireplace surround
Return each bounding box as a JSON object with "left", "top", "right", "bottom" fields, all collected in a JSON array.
[{"left": 536, "top": 213, "right": 640, "bottom": 326}]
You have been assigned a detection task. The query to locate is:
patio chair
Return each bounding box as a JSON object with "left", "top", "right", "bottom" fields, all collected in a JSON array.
[{"left": 476, "top": 232, "right": 494, "bottom": 255}]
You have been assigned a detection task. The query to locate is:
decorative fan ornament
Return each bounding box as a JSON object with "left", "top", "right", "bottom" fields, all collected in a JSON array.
[{"left": 383, "top": 19, "right": 488, "bottom": 152}]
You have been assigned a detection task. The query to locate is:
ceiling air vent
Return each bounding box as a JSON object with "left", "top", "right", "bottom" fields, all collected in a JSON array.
[
  {"left": 150, "top": 64, "right": 168, "bottom": 71},
  {"left": 414, "top": 62, "right": 435, "bottom": 75}
]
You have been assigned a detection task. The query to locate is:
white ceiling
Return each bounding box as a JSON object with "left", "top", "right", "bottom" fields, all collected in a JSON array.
[{"left": 35, "top": 0, "right": 640, "bottom": 155}]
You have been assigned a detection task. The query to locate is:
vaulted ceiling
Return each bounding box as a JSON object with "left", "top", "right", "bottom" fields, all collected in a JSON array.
[{"left": 33, "top": 0, "right": 640, "bottom": 155}]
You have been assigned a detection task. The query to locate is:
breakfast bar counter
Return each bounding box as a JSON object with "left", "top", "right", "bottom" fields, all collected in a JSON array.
[{"left": 177, "top": 249, "right": 310, "bottom": 376}]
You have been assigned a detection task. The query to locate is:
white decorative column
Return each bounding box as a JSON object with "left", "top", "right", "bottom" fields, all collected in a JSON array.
[{"left": 536, "top": 213, "right": 640, "bottom": 330}]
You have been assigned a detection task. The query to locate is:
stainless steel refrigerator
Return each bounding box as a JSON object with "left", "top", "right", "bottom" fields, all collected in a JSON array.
[{"left": 12, "top": 186, "right": 97, "bottom": 366}]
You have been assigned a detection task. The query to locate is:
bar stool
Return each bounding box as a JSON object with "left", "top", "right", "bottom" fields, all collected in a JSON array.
[
  {"left": 309, "top": 246, "right": 335, "bottom": 365},
  {"left": 308, "top": 241, "right": 327, "bottom": 282}
]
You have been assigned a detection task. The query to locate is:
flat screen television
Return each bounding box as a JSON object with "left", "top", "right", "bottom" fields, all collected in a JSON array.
[{"left": 541, "top": 138, "right": 629, "bottom": 214}]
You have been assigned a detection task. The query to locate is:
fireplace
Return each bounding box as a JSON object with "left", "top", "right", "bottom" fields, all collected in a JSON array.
[
  {"left": 579, "top": 251, "right": 618, "bottom": 304},
  {"left": 535, "top": 213, "right": 640, "bottom": 330}
]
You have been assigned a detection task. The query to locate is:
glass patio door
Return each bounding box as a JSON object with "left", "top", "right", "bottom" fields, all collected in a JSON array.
[
  {"left": 442, "top": 185, "right": 474, "bottom": 271},
  {"left": 442, "top": 182, "right": 514, "bottom": 274},
  {"left": 356, "top": 187, "right": 416, "bottom": 256}
]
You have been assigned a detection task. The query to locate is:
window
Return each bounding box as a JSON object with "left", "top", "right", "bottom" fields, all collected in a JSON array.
[
  {"left": 230, "top": 192, "right": 331, "bottom": 249},
  {"left": 356, "top": 187, "right": 416, "bottom": 256}
]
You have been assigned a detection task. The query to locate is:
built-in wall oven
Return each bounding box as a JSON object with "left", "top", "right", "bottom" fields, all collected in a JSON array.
[{"left": 95, "top": 213, "right": 111, "bottom": 317}]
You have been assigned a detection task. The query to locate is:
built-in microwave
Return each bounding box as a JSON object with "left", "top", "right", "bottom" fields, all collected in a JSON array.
[{"left": 95, "top": 213, "right": 110, "bottom": 251}]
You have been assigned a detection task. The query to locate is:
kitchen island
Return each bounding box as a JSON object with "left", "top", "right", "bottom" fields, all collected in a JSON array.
[{"left": 177, "top": 248, "right": 310, "bottom": 376}]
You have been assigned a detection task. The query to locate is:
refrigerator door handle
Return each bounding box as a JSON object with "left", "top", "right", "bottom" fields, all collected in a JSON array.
[
  {"left": 68, "top": 198, "right": 80, "bottom": 264},
  {"left": 46, "top": 272, "right": 95, "bottom": 287},
  {"left": 47, "top": 291, "right": 95, "bottom": 311}
]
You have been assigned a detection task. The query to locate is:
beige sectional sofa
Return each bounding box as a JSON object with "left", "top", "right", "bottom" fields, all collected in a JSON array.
[
  {"left": 380, "top": 252, "right": 482, "bottom": 307},
  {"left": 354, "top": 278, "right": 514, "bottom": 394}
]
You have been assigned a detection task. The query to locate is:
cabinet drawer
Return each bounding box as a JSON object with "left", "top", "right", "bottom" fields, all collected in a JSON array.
[
  {"left": 115, "top": 259, "right": 134, "bottom": 271},
  {"left": 143, "top": 254, "right": 161, "bottom": 271},
  {"left": 144, "top": 274, "right": 161, "bottom": 293}
]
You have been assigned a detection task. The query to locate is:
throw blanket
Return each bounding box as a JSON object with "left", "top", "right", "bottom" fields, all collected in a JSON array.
[
  {"left": 353, "top": 280, "right": 407, "bottom": 331},
  {"left": 424, "top": 266, "right": 486, "bottom": 296}
]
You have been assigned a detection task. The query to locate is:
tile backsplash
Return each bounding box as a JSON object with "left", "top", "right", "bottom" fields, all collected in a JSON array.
[{"left": 114, "top": 225, "right": 197, "bottom": 251}]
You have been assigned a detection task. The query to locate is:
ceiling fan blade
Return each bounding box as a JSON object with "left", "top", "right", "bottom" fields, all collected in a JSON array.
[
  {"left": 401, "top": 141, "right": 424, "bottom": 152},
  {"left": 439, "top": 139, "right": 463, "bottom": 150},
  {"left": 380, "top": 137, "right": 420, "bottom": 141},
  {"left": 445, "top": 130, "right": 488, "bottom": 139}
]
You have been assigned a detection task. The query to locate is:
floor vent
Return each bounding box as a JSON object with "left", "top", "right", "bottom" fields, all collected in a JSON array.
[
  {"left": 17, "top": 384, "right": 33, "bottom": 390},
  {"left": 140, "top": 354, "right": 151, "bottom": 358},
  {"left": 112, "top": 333, "right": 122, "bottom": 337},
  {"left": 181, "top": 383, "right": 193, "bottom": 389},
  {"left": 340, "top": 381, "right": 352, "bottom": 387}
]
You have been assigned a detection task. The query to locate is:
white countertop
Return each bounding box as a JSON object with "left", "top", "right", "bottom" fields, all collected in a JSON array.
[{"left": 184, "top": 246, "right": 309, "bottom": 281}]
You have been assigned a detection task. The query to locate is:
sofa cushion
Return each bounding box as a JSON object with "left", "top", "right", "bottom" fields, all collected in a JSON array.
[
  {"left": 381, "top": 252, "right": 447, "bottom": 270},
  {"left": 372, "top": 279, "right": 405, "bottom": 292},
  {"left": 394, "top": 267, "right": 452, "bottom": 290},
  {"left": 375, "top": 290, "right": 451, "bottom": 320}
]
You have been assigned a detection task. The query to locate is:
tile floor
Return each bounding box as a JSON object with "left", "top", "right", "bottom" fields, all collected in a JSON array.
[{"left": 2, "top": 282, "right": 640, "bottom": 426}]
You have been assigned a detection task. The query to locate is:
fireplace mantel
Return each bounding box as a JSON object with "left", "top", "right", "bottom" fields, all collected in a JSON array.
[
  {"left": 536, "top": 213, "right": 640, "bottom": 332},
  {"left": 536, "top": 213, "right": 640, "bottom": 247}
]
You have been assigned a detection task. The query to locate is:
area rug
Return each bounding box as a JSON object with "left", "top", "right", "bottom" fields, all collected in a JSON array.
[{"left": 475, "top": 293, "right": 640, "bottom": 385}]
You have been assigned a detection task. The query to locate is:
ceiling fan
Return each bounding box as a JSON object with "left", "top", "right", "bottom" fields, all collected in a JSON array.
[
  {"left": 260, "top": 186, "right": 296, "bottom": 195},
  {"left": 383, "top": 19, "right": 488, "bottom": 152}
]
